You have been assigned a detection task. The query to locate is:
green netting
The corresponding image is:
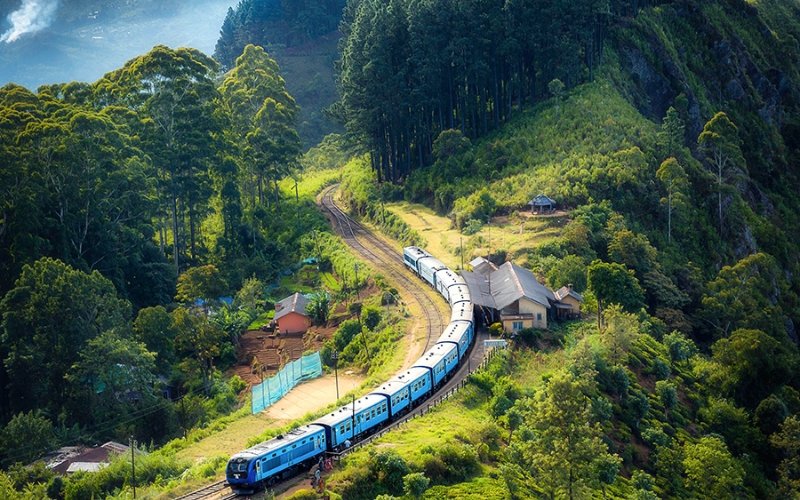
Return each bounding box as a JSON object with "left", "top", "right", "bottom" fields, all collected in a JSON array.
[{"left": 252, "top": 351, "right": 323, "bottom": 414}]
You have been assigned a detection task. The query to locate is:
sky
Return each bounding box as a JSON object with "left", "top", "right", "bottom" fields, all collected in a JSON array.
[{"left": 0, "top": 0, "right": 235, "bottom": 90}]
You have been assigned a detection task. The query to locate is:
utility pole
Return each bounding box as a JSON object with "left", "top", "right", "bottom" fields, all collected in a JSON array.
[
  {"left": 460, "top": 237, "right": 463, "bottom": 270},
  {"left": 130, "top": 437, "right": 136, "bottom": 499},
  {"left": 332, "top": 350, "right": 340, "bottom": 400},
  {"left": 353, "top": 263, "right": 360, "bottom": 299}
]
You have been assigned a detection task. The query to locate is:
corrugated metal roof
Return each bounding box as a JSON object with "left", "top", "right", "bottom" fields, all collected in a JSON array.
[
  {"left": 274, "top": 293, "right": 309, "bottom": 321},
  {"left": 469, "top": 256, "right": 498, "bottom": 276},
  {"left": 461, "top": 271, "right": 496, "bottom": 309},
  {"left": 528, "top": 194, "right": 557, "bottom": 206},
  {"left": 463, "top": 262, "right": 556, "bottom": 311},
  {"left": 490, "top": 262, "right": 555, "bottom": 310}
]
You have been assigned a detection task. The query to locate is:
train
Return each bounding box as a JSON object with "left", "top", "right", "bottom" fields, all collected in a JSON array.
[{"left": 225, "top": 246, "right": 475, "bottom": 494}]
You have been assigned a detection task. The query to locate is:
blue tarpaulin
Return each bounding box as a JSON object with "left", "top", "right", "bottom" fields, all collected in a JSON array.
[{"left": 251, "top": 351, "right": 323, "bottom": 414}]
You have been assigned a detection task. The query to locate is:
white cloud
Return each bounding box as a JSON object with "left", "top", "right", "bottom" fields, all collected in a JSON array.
[{"left": 1, "top": 0, "right": 60, "bottom": 43}]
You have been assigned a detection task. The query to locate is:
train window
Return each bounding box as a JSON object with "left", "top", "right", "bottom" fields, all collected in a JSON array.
[
  {"left": 371, "top": 409, "right": 376, "bottom": 418},
  {"left": 272, "top": 453, "right": 276, "bottom": 457},
  {"left": 282, "top": 449, "right": 286, "bottom": 453},
  {"left": 292, "top": 444, "right": 297, "bottom": 449},
  {"left": 339, "top": 424, "right": 345, "bottom": 434}
]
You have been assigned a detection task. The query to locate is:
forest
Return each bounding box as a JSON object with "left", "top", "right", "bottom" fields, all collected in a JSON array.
[
  {"left": 1, "top": 0, "right": 800, "bottom": 498},
  {"left": 0, "top": 43, "right": 325, "bottom": 454}
]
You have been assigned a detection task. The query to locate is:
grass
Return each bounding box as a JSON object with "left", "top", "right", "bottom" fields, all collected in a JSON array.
[
  {"left": 248, "top": 310, "right": 274, "bottom": 330},
  {"left": 320, "top": 271, "right": 341, "bottom": 291},
  {"left": 174, "top": 412, "right": 278, "bottom": 464},
  {"left": 384, "top": 201, "right": 570, "bottom": 268}
]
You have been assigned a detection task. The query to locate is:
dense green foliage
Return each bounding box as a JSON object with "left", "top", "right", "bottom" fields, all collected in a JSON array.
[
  {"left": 0, "top": 43, "right": 354, "bottom": 473},
  {"left": 330, "top": 0, "right": 800, "bottom": 497},
  {"left": 334, "top": 0, "right": 653, "bottom": 182},
  {"left": 213, "top": 0, "right": 347, "bottom": 69}
]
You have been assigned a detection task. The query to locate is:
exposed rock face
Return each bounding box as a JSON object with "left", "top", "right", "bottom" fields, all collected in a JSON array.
[{"left": 622, "top": 47, "right": 674, "bottom": 121}]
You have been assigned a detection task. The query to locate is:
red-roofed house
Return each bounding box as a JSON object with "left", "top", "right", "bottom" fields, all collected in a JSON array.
[{"left": 274, "top": 293, "right": 312, "bottom": 334}]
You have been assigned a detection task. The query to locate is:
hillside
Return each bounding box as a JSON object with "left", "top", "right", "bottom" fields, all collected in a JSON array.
[{"left": 328, "top": 0, "right": 800, "bottom": 498}]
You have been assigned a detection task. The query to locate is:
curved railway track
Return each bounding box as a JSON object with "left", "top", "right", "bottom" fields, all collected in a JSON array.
[
  {"left": 319, "top": 184, "right": 449, "bottom": 354},
  {"left": 178, "top": 185, "right": 487, "bottom": 500}
]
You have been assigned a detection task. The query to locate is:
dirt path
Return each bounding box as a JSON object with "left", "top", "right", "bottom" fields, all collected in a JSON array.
[{"left": 264, "top": 372, "right": 364, "bottom": 425}]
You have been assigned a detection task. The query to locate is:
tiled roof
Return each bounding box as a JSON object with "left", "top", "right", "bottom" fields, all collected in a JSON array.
[
  {"left": 274, "top": 293, "right": 309, "bottom": 321},
  {"left": 555, "top": 285, "right": 584, "bottom": 303}
]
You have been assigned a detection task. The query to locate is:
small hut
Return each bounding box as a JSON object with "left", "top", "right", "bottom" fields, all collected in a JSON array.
[{"left": 528, "top": 194, "right": 557, "bottom": 214}]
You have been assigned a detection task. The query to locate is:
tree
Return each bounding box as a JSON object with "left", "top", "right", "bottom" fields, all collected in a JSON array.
[
  {"left": 133, "top": 305, "right": 177, "bottom": 372},
  {"left": 64, "top": 331, "right": 159, "bottom": 436},
  {"left": 0, "top": 258, "right": 130, "bottom": 418},
  {"left": 655, "top": 380, "right": 678, "bottom": 420},
  {"left": 175, "top": 265, "right": 227, "bottom": 307},
  {"left": 307, "top": 292, "right": 331, "bottom": 325},
  {"left": 656, "top": 157, "right": 689, "bottom": 243},
  {"left": 627, "top": 389, "right": 650, "bottom": 430},
  {"left": 513, "top": 371, "right": 619, "bottom": 500},
  {"left": 173, "top": 308, "right": 227, "bottom": 395},
  {"left": 362, "top": 306, "right": 382, "bottom": 331},
  {"left": 587, "top": 260, "right": 645, "bottom": 328},
  {"left": 662, "top": 330, "right": 697, "bottom": 367},
  {"left": 548, "top": 79, "right": 566, "bottom": 117},
  {"left": 699, "top": 252, "right": 787, "bottom": 339},
  {"left": 683, "top": 436, "right": 744, "bottom": 498},
  {"left": 103, "top": 46, "right": 222, "bottom": 271},
  {"left": 771, "top": 415, "right": 800, "bottom": 499},
  {"left": 595, "top": 453, "right": 621, "bottom": 499},
  {"left": 403, "top": 472, "right": 430, "bottom": 499},
  {"left": 233, "top": 276, "right": 266, "bottom": 311},
  {"left": 0, "top": 410, "right": 54, "bottom": 466},
  {"left": 219, "top": 45, "right": 300, "bottom": 207},
  {"left": 697, "top": 112, "right": 745, "bottom": 232},
  {"left": 657, "top": 107, "right": 686, "bottom": 162},
  {"left": 546, "top": 255, "right": 588, "bottom": 293},
  {"left": 709, "top": 328, "right": 798, "bottom": 409},
  {"left": 600, "top": 304, "right": 639, "bottom": 364}
]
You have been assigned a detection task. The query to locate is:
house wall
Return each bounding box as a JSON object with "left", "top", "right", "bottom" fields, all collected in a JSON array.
[
  {"left": 502, "top": 317, "right": 533, "bottom": 333},
  {"left": 561, "top": 295, "right": 581, "bottom": 313},
  {"left": 276, "top": 312, "right": 311, "bottom": 334},
  {"left": 518, "top": 298, "right": 548, "bottom": 329}
]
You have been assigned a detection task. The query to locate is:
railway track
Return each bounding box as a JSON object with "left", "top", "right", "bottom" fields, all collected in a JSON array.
[
  {"left": 174, "top": 480, "right": 234, "bottom": 500},
  {"left": 319, "top": 184, "right": 449, "bottom": 354},
  {"left": 178, "top": 186, "right": 488, "bottom": 499}
]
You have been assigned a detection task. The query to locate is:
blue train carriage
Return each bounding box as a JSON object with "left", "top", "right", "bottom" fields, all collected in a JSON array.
[
  {"left": 314, "top": 394, "right": 389, "bottom": 451},
  {"left": 435, "top": 269, "right": 463, "bottom": 303},
  {"left": 450, "top": 301, "right": 474, "bottom": 330},
  {"left": 373, "top": 367, "right": 433, "bottom": 417},
  {"left": 403, "top": 246, "right": 432, "bottom": 273},
  {"left": 416, "top": 255, "right": 447, "bottom": 288},
  {"left": 437, "top": 320, "right": 473, "bottom": 361},
  {"left": 447, "top": 284, "right": 471, "bottom": 307},
  {"left": 412, "top": 342, "right": 459, "bottom": 388},
  {"left": 226, "top": 424, "right": 326, "bottom": 492}
]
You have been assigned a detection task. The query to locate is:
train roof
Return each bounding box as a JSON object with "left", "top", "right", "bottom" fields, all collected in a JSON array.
[
  {"left": 403, "top": 246, "right": 432, "bottom": 259},
  {"left": 229, "top": 424, "right": 324, "bottom": 461},
  {"left": 314, "top": 394, "right": 388, "bottom": 427},
  {"left": 388, "top": 367, "right": 431, "bottom": 383},
  {"left": 371, "top": 378, "right": 411, "bottom": 398},
  {"left": 413, "top": 342, "right": 458, "bottom": 369},
  {"left": 438, "top": 321, "right": 470, "bottom": 342}
]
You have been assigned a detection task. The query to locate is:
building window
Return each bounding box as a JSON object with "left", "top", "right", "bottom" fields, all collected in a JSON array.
[
  {"left": 536, "top": 313, "right": 542, "bottom": 321},
  {"left": 512, "top": 321, "right": 523, "bottom": 331}
]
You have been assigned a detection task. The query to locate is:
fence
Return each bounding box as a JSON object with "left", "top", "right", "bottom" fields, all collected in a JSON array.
[{"left": 252, "top": 351, "right": 323, "bottom": 414}]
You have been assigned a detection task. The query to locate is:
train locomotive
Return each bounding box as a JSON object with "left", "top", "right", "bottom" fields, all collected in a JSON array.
[{"left": 226, "top": 246, "right": 474, "bottom": 494}]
